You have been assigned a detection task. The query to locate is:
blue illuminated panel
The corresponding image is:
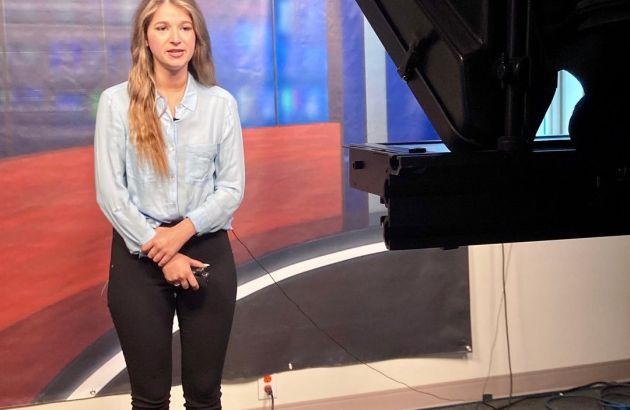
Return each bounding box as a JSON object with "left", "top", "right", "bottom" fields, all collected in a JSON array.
[
  {"left": 0, "top": 0, "right": 331, "bottom": 157},
  {"left": 202, "top": 1, "right": 276, "bottom": 127},
  {"left": 385, "top": 56, "right": 439, "bottom": 142},
  {"left": 3, "top": 0, "right": 105, "bottom": 155},
  {"left": 275, "top": 0, "right": 329, "bottom": 125}
]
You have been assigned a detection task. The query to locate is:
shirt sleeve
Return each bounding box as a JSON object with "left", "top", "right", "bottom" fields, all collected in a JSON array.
[
  {"left": 94, "top": 90, "right": 156, "bottom": 253},
  {"left": 186, "top": 96, "right": 245, "bottom": 234}
]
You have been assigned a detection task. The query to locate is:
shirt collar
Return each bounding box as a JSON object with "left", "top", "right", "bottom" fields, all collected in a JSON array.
[
  {"left": 179, "top": 74, "right": 198, "bottom": 112},
  {"left": 155, "top": 73, "right": 198, "bottom": 114}
]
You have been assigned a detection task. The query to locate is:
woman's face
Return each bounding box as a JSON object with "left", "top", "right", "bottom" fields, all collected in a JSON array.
[{"left": 146, "top": 2, "right": 196, "bottom": 76}]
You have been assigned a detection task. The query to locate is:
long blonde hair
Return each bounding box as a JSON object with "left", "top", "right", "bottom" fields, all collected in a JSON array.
[{"left": 128, "top": 0, "right": 216, "bottom": 176}]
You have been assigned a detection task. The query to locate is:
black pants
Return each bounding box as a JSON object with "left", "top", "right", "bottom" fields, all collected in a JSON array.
[{"left": 108, "top": 229, "right": 237, "bottom": 410}]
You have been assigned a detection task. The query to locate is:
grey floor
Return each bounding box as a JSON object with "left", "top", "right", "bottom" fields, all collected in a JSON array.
[{"left": 430, "top": 382, "right": 630, "bottom": 409}]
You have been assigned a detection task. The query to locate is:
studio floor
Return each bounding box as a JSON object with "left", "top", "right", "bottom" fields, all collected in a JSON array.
[{"left": 431, "top": 382, "right": 630, "bottom": 410}]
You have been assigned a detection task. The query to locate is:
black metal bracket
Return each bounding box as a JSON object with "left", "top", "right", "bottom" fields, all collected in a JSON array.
[
  {"left": 397, "top": 30, "right": 438, "bottom": 82},
  {"left": 496, "top": 53, "right": 531, "bottom": 90},
  {"left": 497, "top": 0, "right": 533, "bottom": 153}
]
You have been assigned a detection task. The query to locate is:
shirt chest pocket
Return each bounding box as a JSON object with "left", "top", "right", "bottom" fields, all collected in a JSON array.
[{"left": 185, "top": 143, "right": 218, "bottom": 184}]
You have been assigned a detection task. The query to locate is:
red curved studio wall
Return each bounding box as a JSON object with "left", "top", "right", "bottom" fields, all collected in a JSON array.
[{"left": 0, "top": 122, "right": 342, "bottom": 407}]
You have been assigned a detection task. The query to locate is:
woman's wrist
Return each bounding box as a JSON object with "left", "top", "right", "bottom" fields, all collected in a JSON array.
[{"left": 177, "top": 218, "right": 197, "bottom": 240}]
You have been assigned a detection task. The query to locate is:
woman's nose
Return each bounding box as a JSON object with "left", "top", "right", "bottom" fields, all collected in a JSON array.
[{"left": 169, "top": 29, "right": 181, "bottom": 43}]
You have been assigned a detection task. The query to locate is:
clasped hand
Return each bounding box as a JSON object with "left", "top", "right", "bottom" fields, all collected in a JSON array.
[
  {"left": 162, "top": 253, "right": 206, "bottom": 290},
  {"left": 141, "top": 219, "right": 202, "bottom": 289},
  {"left": 141, "top": 219, "right": 197, "bottom": 267}
]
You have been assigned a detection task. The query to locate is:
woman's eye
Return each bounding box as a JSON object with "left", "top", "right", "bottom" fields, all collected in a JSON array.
[
  {"left": 182, "top": 26, "right": 193, "bottom": 31},
  {"left": 156, "top": 26, "right": 167, "bottom": 31}
]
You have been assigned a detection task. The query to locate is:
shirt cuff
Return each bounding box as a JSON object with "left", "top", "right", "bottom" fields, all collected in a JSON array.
[
  {"left": 128, "top": 226, "right": 156, "bottom": 255},
  {"left": 186, "top": 203, "right": 228, "bottom": 235},
  {"left": 186, "top": 207, "right": 209, "bottom": 234}
]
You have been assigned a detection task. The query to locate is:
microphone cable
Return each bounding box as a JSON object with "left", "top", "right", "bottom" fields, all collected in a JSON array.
[{"left": 230, "top": 229, "right": 467, "bottom": 404}]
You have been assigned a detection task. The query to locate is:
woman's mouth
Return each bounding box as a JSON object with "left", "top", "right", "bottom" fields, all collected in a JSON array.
[{"left": 167, "top": 49, "right": 185, "bottom": 58}]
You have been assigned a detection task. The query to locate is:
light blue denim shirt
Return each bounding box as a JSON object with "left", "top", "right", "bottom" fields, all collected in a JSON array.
[{"left": 94, "top": 75, "right": 245, "bottom": 254}]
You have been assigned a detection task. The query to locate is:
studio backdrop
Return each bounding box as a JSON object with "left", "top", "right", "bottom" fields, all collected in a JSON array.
[{"left": 0, "top": 0, "right": 470, "bottom": 407}]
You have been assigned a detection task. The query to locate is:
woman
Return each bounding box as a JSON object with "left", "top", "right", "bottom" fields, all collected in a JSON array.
[{"left": 94, "top": 0, "right": 244, "bottom": 408}]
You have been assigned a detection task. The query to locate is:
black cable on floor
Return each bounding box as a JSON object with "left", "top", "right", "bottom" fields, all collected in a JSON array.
[
  {"left": 600, "top": 382, "right": 630, "bottom": 409},
  {"left": 489, "top": 382, "right": 630, "bottom": 410},
  {"left": 230, "top": 229, "right": 466, "bottom": 404},
  {"left": 545, "top": 394, "right": 601, "bottom": 409}
]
